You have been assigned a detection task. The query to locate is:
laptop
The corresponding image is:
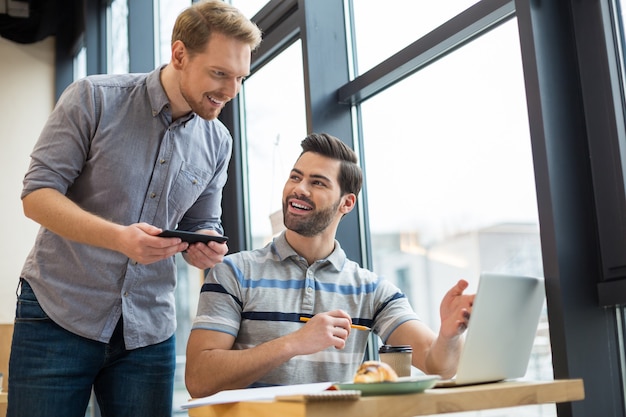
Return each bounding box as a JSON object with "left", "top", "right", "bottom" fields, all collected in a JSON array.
[{"left": 435, "top": 272, "right": 546, "bottom": 387}]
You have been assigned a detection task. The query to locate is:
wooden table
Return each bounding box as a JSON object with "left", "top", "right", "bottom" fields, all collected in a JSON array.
[{"left": 187, "top": 379, "right": 584, "bottom": 417}]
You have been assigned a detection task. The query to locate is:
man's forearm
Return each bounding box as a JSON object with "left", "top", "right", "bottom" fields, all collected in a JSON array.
[
  {"left": 22, "top": 188, "right": 124, "bottom": 251},
  {"left": 186, "top": 335, "right": 300, "bottom": 398},
  {"left": 425, "top": 335, "right": 463, "bottom": 379}
]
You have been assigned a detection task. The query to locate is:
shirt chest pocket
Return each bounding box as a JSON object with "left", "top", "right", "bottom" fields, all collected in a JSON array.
[{"left": 169, "top": 162, "right": 212, "bottom": 216}]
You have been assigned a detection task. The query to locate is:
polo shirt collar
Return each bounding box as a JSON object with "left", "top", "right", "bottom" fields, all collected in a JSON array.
[{"left": 273, "top": 231, "right": 346, "bottom": 271}]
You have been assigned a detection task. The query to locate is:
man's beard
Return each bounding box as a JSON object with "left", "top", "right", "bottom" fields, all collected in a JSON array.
[
  {"left": 181, "top": 86, "right": 223, "bottom": 121},
  {"left": 283, "top": 197, "right": 340, "bottom": 237}
]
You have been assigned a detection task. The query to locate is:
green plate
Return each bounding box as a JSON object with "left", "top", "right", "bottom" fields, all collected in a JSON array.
[{"left": 333, "top": 375, "right": 440, "bottom": 396}]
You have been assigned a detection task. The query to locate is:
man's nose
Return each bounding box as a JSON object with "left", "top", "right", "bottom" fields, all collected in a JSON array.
[
  {"left": 222, "top": 78, "right": 240, "bottom": 100},
  {"left": 293, "top": 181, "right": 311, "bottom": 196}
]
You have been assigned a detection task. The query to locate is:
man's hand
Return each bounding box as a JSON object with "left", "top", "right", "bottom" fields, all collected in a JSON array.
[
  {"left": 292, "top": 310, "right": 353, "bottom": 353},
  {"left": 118, "top": 223, "right": 189, "bottom": 264},
  {"left": 182, "top": 230, "right": 229, "bottom": 269},
  {"left": 439, "top": 279, "right": 474, "bottom": 339}
]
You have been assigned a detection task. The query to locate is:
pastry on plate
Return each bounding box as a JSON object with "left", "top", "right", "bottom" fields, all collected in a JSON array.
[{"left": 353, "top": 360, "right": 398, "bottom": 383}]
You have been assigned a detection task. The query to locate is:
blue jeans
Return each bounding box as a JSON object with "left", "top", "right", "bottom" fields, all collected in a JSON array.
[{"left": 7, "top": 280, "right": 176, "bottom": 417}]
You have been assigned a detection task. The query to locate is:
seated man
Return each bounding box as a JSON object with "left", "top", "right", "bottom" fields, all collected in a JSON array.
[{"left": 185, "top": 133, "right": 474, "bottom": 398}]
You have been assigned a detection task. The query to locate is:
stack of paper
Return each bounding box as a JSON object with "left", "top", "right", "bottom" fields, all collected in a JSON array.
[{"left": 181, "top": 382, "right": 335, "bottom": 409}]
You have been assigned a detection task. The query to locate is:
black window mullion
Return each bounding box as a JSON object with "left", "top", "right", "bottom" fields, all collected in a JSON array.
[{"left": 515, "top": 0, "right": 625, "bottom": 416}]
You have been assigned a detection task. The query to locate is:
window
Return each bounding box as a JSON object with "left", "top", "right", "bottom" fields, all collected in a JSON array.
[
  {"left": 357, "top": 14, "right": 553, "bottom": 416},
  {"left": 241, "top": 40, "right": 308, "bottom": 248},
  {"left": 108, "top": 0, "right": 129, "bottom": 74},
  {"left": 229, "top": 0, "right": 268, "bottom": 18},
  {"left": 605, "top": 0, "right": 626, "bottom": 396},
  {"left": 158, "top": 0, "right": 191, "bottom": 66},
  {"left": 74, "top": 46, "right": 87, "bottom": 81},
  {"left": 351, "top": 0, "right": 480, "bottom": 75},
  {"left": 172, "top": 256, "right": 202, "bottom": 414}
]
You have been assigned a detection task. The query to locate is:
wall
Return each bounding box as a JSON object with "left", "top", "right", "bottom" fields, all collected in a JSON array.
[{"left": 0, "top": 36, "right": 55, "bottom": 323}]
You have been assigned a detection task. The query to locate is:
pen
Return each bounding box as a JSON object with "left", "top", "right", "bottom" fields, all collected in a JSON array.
[{"left": 299, "top": 316, "right": 371, "bottom": 331}]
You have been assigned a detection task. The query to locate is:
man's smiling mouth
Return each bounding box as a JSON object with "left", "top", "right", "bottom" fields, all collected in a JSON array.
[
  {"left": 291, "top": 202, "right": 312, "bottom": 210},
  {"left": 208, "top": 95, "right": 225, "bottom": 105}
]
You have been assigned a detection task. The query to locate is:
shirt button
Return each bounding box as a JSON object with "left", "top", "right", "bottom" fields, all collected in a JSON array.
[
  {"left": 306, "top": 287, "right": 313, "bottom": 293},
  {"left": 124, "top": 291, "right": 129, "bottom": 297},
  {"left": 160, "top": 159, "right": 166, "bottom": 164},
  {"left": 150, "top": 192, "right": 156, "bottom": 198}
]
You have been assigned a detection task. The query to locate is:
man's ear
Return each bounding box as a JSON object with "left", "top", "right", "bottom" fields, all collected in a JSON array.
[
  {"left": 340, "top": 193, "right": 357, "bottom": 215},
  {"left": 171, "top": 40, "right": 186, "bottom": 69}
]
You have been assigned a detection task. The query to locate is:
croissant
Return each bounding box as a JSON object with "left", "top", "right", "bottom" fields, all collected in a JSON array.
[{"left": 353, "top": 360, "right": 398, "bottom": 383}]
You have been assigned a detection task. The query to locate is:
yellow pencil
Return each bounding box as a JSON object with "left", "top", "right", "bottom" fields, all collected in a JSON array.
[{"left": 299, "top": 316, "right": 370, "bottom": 331}]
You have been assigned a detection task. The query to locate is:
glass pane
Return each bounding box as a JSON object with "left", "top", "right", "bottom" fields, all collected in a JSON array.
[
  {"left": 229, "top": 0, "right": 268, "bottom": 19},
  {"left": 158, "top": 0, "right": 191, "bottom": 66},
  {"left": 74, "top": 47, "right": 87, "bottom": 81},
  {"left": 241, "top": 40, "right": 307, "bottom": 248},
  {"left": 173, "top": 256, "right": 202, "bottom": 413},
  {"left": 351, "top": 0, "right": 479, "bottom": 75},
  {"left": 108, "top": 0, "right": 129, "bottom": 74},
  {"left": 360, "top": 18, "right": 554, "bottom": 415}
]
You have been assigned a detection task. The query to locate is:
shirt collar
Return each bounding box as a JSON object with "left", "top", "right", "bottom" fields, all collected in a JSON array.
[
  {"left": 146, "top": 65, "right": 171, "bottom": 118},
  {"left": 272, "top": 231, "right": 346, "bottom": 271}
]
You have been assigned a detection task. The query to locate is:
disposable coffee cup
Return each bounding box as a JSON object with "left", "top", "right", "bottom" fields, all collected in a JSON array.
[{"left": 378, "top": 345, "right": 412, "bottom": 377}]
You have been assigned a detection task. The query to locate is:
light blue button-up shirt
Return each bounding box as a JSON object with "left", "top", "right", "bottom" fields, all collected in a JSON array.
[{"left": 20, "top": 66, "right": 232, "bottom": 349}]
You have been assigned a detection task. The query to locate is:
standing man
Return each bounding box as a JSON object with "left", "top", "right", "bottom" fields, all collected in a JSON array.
[
  {"left": 8, "top": 1, "right": 261, "bottom": 416},
  {"left": 185, "top": 133, "right": 474, "bottom": 398}
]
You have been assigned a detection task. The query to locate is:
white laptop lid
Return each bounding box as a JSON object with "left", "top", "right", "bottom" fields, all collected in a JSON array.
[{"left": 452, "top": 272, "right": 545, "bottom": 385}]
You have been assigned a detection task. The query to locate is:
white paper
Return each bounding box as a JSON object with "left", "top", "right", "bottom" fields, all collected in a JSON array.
[{"left": 181, "top": 382, "right": 334, "bottom": 409}]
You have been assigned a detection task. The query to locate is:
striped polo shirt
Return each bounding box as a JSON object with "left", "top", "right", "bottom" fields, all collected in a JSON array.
[{"left": 192, "top": 231, "right": 419, "bottom": 386}]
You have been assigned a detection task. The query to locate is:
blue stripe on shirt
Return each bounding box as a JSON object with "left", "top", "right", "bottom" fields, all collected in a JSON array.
[
  {"left": 224, "top": 258, "right": 381, "bottom": 294},
  {"left": 314, "top": 279, "right": 379, "bottom": 295}
]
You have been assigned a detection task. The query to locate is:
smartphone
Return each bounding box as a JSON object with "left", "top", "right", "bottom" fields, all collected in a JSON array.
[{"left": 158, "top": 230, "right": 229, "bottom": 244}]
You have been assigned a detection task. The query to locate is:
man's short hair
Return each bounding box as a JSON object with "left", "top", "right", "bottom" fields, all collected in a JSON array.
[
  {"left": 172, "top": 0, "right": 262, "bottom": 54},
  {"left": 300, "top": 133, "right": 363, "bottom": 197}
]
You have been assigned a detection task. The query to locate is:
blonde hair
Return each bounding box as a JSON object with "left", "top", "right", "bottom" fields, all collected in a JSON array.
[{"left": 172, "top": 0, "right": 262, "bottom": 54}]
